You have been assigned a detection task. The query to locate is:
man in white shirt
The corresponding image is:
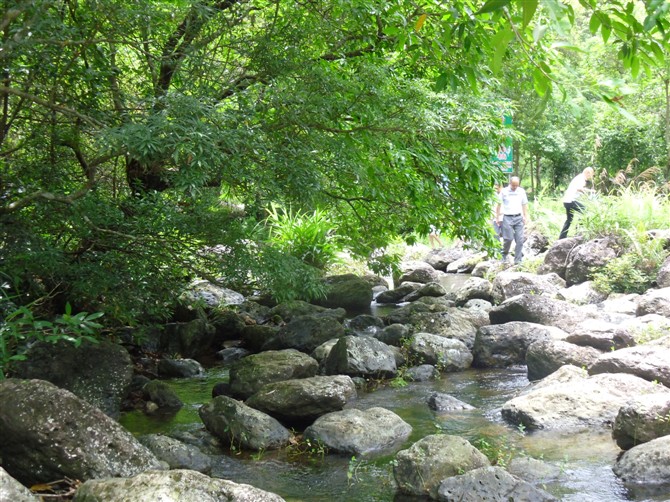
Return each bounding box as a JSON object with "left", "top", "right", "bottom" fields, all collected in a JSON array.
[
  {"left": 559, "top": 167, "right": 594, "bottom": 239},
  {"left": 496, "top": 177, "right": 529, "bottom": 264}
]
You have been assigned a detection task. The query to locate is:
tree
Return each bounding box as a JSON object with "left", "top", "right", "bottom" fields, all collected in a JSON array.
[{"left": 1, "top": 0, "right": 668, "bottom": 328}]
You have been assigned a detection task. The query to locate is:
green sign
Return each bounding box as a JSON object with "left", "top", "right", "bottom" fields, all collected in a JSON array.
[{"left": 493, "top": 115, "right": 513, "bottom": 173}]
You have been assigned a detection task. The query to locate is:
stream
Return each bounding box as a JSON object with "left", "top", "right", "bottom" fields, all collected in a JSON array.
[{"left": 118, "top": 274, "right": 669, "bottom": 501}]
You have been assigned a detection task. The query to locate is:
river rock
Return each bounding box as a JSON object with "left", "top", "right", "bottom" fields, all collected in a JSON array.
[
  {"left": 261, "top": 314, "right": 345, "bottom": 353},
  {"left": 0, "top": 467, "right": 39, "bottom": 502},
  {"left": 72, "top": 469, "right": 285, "bottom": 502},
  {"left": 472, "top": 322, "right": 568, "bottom": 368},
  {"left": 557, "top": 280, "right": 608, "bottom": 305},
  {"left": 612, "top": 435, "right": 670, "bottom": 485},
  {"left": 0, "top": 379, "right": 163, "bottom": 486},
  {"left": 303, "top": 407, "right": 411, "bottom": 456},
  {"left": 488, "top": 294, "right": 619, "bottom": 333},
  {"left": 245, "top": 375, "right": 357, "bottom": 426},
  {"left": 137, "top": 434, "right": 212, "bottom": 474},
  {"left": 314, "top": 273, "right": 373, "bottom": 311},
  {"left": 658, "top": 255, "right": 670, "bottom": 288},
  {"left": 393, "top": 434, "right": 490, "bottom": 499},
  {"left": 612, "top": 393, "right": 670, "bottom": 450},
  {"left": 9, "top": 339, "right": 133, "bottom": 418},
  {"left": 538, "top": 236, "right": 582, "bottom": 278},
  {"left": 501, "top": 367, "right": 670, "bottom": 431},
  {"left": 408, "top": 333, "right": 472, "bottom": 371},
  {"left": 526, "top": 338, "right": 603, "bottom": 381},
  {"left": 588, "top": 336, "right": 670, "bottom": 387},
  {"left": 563, "top": 319, "right": 635, "bottom": 351},
  {"left": 565, "top": 237, "right": 620, "bottom": 286},
  {"left": 437, "top": 466, "right": 558, "bottom": 502},
  {"left": 636, "top": 287, "right": 670, "bottom": 318},
  {"left": 323, "top": 335, "right": 397, "bottom": 378},
  {"left": 199, "top": 395, "right": 290, "bottom": 451},
  {"left": 228, "top": 349, "right": 318, "bottom": 399},
  {"left": 491, "top": 271, "right": 561, "bottom": 305}
]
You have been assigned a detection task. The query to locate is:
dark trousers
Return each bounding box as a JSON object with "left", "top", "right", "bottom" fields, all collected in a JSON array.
[{"left": 559, "top": 201, "right": 584, "bottom": 239}]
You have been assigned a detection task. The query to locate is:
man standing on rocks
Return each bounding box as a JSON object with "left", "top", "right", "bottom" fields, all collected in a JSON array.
[
  {"left": 559, "top": 166, "right": 595, "bottom": 239},
  {"left": 496, "top": 176, "right": 529, "bottom": 265}
]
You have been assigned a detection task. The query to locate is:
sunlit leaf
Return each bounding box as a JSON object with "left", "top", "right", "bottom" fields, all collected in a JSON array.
[
  {"left": 589, "top": 12, "right": 601, "bottom": 33},
  {"left": 415, "top": 13, "right": 427, "bottom": 32},
  {"left": 491, "top": 27, "right": 515, "bottom": 75},
  {"left": 522, "top": 0, "right": 538, "bottom": 29}
]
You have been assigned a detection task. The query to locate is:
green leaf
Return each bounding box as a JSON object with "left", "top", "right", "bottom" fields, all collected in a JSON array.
[
  {"left": 533, "top": 24, "right": 548, "bottom": 43},
  {"left": 589, "top": 13, "right": 601, "bottom": 33},
  {"left": 601, "top": 22, "right": 611, "bottom": 43},
  {"left": 491, "top": 27, "right": 515, "bottom": 75},
  {"left": 522, "top": 0, "right": 538, "bottom": 28},
  {"left": 476, "top": 0, "right": 513, "bottom": 15},
  {"left": 532, "top": 68, "right": 550, "bottom": 96}
]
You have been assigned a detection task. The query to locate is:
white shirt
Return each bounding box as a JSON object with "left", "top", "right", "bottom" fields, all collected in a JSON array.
[
  {"left": 498, "top": 186, "right": 528, "bottom": 215},
  {"left": 563, "top": 173, "right": 588, "bottom": 203}
]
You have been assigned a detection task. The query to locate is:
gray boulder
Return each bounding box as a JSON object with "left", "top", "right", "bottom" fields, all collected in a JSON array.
[
  {"left": 245, "top": 375, "right": 357, "bottom": 426},
  {"left": 454, "top": 277, "right": 493, "bottom": 305},
  {"left": 393, "top": 434, "right": 490, "bottom": 499},
  {"left": 613, "top": 435, "right": 670, "bottom": 485},
  {"left": 636, "top": 287, "right": 670, "bottom": 318},
  {"left": 315, "top": 274, "right": 373, "bottom": 311},
  {"left": 612, "top": 394, "right": 670, "bottom": 450},
  {"left": 491, "top": 271, "right": 561, "bottom": 305},
  {"left": 303, "top": 407, "right": 411, "bottom": 456},
  {"left": 137, "top": 434, "right": 212, "bottom": 474},
  {"left": 72, "top": 469, "right": 285, "bottom": 502},
  {"left": 0, "top": 379, "right": 163, "bottom": 486},
  {"left": 526, "top": 338, "right": 603, "bottom": 381},
  {"left": 588, "top": 337, "right": 670, "bottom": 387},
  {"left": 408, "top": 332, "right": 472, "bottom": 371},
  {"left": 437, "top": 466, "right": 558, "bottom": 502},
  {"left": 10, "top": 339, "right": 133, "bottom": 418},
  {"left": 565, "top": 237, "right": 620, "bottom": 286},
  {"left": 658, "top": 255, "right": 670, "bottom": 288},
  {"left": 501, "top": 367, "right": 669, "bottom": 431},
  {"left": 538, "top": 236, "right": 583, "bottom": 278},
  {"left": 228, "top": 349, "right": 318, "bottom": 399},
  {"left": 473, "top": 322, "right": 568, "bottom": 368},
  {"left": 0, "top": 467, "right": 39, "bottom": 502},
  {"left": 199, "top": 396, "right": 290, "bottom": 451},
  {"left": 323, "top": 336, "right": 397, "bottom": 378},
  {"left": 261, "top": 314, "right": 345, "bottom": 353},
  {"left": 557, "top": 280, "right": 608, "bottom": 305}
]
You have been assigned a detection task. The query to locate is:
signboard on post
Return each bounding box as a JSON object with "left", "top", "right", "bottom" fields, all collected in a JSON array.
[{"left": 493, "top": 115, "right": 513, "bottom": 174}]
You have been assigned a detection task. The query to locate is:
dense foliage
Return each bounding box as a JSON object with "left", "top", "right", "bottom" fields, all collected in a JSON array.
[{"left": 1, "top": 0, "right": 669, "bottom": 342}]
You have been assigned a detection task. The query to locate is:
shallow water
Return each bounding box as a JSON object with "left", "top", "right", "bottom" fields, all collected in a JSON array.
[{"left": 119, "top": 364, "right": 670, "bottom": 501}]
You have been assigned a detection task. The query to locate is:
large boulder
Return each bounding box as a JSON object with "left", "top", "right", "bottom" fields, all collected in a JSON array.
[
  {"left": 393, "top": 434, "right": 490, "bottom": 499},
  {"left": 488, "top": 294, "right": 607, "bottom": 333},
  {"left": 228, "top": 349, "right": 318, "bottom": 399},
  {"left": 261, "top": 314, "right": 345, "bottom": 353},
  {"left": 407, "top": 333, "right": 472, "bottom": 371},
  {"left": 199, "top": 396, "right": 290, "bottom": 451},
  {"left": 526, "top": 338, "right": 603, "bottom": 381},
  {"left": 501, "top": 367, "right": 670, "bottom": 431},
  {"left": 491, "top": 271, "right": 562, "bottom": 305},
  {"left": 612, "top": 394, "right": 670, "bottom": 450},
  {"left": 72, "top": 469, "right": 285, "bottom": 502},
  {"left": 613, "top": 435, "right": 670, "bottom": 486},
  {"left": 314, "top": 274, "right": 373, "bottom": 311},
  {"left": 0, "top": 467, "right": 39, "bottom": 502},
  {"left": 0, "top": 379, "right": 163, "bottom": 486},
  {"left": 437, "top": 466, "right": 558, "bottom": 502},
  {"left": 565, "top": 237, "right": 620, "bottom": 286},
  {"left": 472, "top": 322, "right": 568, "bottom": 368},
  {"left": 658, "top": 255, "right": 670, "bottom": 288},
  {"left": 10, "top": 339, "right": 133, "bottom": 418},
  {"left": 636, "top": 287, "right": 670, "bottom": 318},
  {"left": 245, "top": 375, "right": 357, "bottom": 426},
  {"left": 323, "top": 336, "right": 397, "bottom": 378},
  {"left": 538, "top": 237, "right": 583, "bottom": 278},
  {"left": 588, "top": 336, "right": 670, "bottom": 387},
  {"left": 303, "top": 407, "right": 411, "bottom": 456}
]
